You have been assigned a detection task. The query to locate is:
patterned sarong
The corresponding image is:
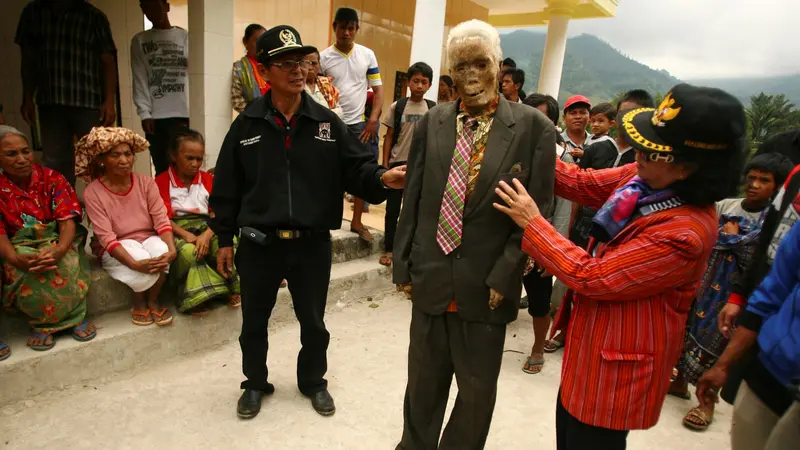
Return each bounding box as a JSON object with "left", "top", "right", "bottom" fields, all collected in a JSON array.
[
  {"left": 677, "top": 213, "right": 762, "bottom": 384},
  {"left": 169, "top": 215, "right": 239, "bottom": 312},
  {"left": 2, "top": 221, "right": 90, "bottom": 333}
]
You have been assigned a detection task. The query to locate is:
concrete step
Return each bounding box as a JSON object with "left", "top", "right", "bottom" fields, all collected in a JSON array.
[
  {"left": 0, "top": 255, "right": 395, "bottom": 406},
  {"left": 0, "top": 223, "right": 385, "bottom": 333},
  {"left": 86, "top": 225, "right": 384, "bottom": 317}
]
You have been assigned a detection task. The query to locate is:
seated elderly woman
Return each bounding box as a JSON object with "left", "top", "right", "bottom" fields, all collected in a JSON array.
[
  {"left": 493, "top": 84, "right": 747, "bottom": 450},
  {"left": 0, "top": 125, "right": 94, "bottom": 358},
  {"left": 78, "top": 127, "right": 177, "bottom": 327},
  {"left": 154, "top": 128, "right": 240, "bottom": 314}
]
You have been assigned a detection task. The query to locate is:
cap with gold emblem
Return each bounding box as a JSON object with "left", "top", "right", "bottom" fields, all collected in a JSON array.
[
  {"left": 255, "top": 25, "right": 317, "bottom": 65},
  {"left": 621, "top": 83, "right": 746, "bottom": 161}
]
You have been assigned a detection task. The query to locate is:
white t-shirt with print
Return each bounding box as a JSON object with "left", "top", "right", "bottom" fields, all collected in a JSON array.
[{"left": 319, "top": 44, "right": 382, "bottom": 125}]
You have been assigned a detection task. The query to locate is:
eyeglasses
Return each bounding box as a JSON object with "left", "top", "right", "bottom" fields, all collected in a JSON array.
[{"left": 270, "top": 60, "right": 312, "bottom": 71}]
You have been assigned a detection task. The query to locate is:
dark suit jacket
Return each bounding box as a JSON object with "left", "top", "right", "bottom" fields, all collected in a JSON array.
[{"left": 393, "top": 97, "right": 556, "bottom": 324}]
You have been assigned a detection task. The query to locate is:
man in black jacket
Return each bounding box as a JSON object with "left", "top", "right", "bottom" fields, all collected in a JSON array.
[{"left": 209, "top": 25, "right": 406, "bottom": 420}]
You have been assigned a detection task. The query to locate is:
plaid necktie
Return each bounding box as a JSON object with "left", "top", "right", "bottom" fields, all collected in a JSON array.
[{"left": 436, "top": 117, "right": 477, "bottom": 254}]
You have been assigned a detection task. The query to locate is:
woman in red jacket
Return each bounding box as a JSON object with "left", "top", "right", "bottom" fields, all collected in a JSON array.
[{"left": 493, "top": 84, "right": 746, "bottom": 450}]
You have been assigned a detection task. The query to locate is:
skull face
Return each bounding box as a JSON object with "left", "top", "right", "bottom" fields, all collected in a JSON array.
[{"left": 449, "top": 38, "right": 499, "bottom": 111}]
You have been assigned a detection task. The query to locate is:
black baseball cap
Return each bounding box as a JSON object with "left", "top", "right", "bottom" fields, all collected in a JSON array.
[
  {"left": 256, "top": 25, "right": 317, "bottom": 65},
  {"left": 621, "top": 83, "right": 746, "bottom": 157}
]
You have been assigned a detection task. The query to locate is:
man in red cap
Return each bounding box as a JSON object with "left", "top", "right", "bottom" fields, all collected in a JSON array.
[{"left": 562, "top": 95, "right": 593, "bottom": 164}]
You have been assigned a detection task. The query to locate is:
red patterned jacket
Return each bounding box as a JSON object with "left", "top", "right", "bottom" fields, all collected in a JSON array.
[{"left": 523, "top": 159, "right": 717, "bottom": 430}]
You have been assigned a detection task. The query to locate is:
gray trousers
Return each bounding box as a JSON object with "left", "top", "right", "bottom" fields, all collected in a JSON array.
[
  {"left": 38, "top": 105, "right": 100, "bottom": 185},
  {"left": 397, "top": 308, "right": 506, "bottom": 450},
  {"left": 732, "top": 381, "right": 800, "bottom": 450}
]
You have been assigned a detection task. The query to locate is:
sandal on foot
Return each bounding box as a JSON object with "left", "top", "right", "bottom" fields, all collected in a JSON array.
[
  {"left": 27, "top": 332, "right": 55, "bottom": 352},
  {"left": 131, "top": 309, "right": 154, "bottom": 326},
  {"left": 350, "top": 226, "right": 374, "bottom": 243},
  {"left": 379, "top": 253, "right": 392, "bottom": 267},
  {"left": 683, "top": 407, "right": 713, "bottom": 431},
  {"left": 522, "top": 356, "right": 545, "bottom": 374},
  {"left": 543, "top": 339, "right": 564, "bottom": 353},
  {"left": 280, "top": 280, "right": 287, "bottom": 288},
  {"left": 151, "top": 308, "right": 174, "bottom": 326},
  {"left": 0, "top": 341, "right": 10, "bottom": 361},
  {"left": 228, "top": 294, "right": 242, "bottom": 309},
  {"left": 72, "top": 321, "right": 97, "bottom": 342}
]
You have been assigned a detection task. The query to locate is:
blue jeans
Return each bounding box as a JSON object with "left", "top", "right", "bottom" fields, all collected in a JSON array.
[{"left": 347, "top": 121, "right": 380, "bottom": 208}]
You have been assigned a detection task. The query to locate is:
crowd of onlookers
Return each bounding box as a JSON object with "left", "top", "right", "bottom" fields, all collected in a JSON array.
[{"left": 1, "top": 2, "right": 799, "bottom": 448}]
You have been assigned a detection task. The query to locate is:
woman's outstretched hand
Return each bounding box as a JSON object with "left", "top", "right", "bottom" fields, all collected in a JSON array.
[{"left": 493, "top": 179, "right": 541, "bottom": 229}]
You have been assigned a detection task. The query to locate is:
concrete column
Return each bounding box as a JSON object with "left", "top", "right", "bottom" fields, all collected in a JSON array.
[
  {"left": 537, "top": 13, "right": 570, "bottom": 98},
  {"left": 188, "top": 0, "right": 234, "bottom": 169},
  {"left": 409, "top": 0, "right": 447, "bottom": 102}
]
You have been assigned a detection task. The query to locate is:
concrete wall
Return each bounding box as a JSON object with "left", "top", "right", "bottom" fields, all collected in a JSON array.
[{"left": 0, "top": 1, "right": 27, "bottom": 135}]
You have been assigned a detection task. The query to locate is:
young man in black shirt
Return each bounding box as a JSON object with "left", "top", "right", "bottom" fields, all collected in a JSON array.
[{"left": 210, "top": 25, "right": 405, "bottom": 420}]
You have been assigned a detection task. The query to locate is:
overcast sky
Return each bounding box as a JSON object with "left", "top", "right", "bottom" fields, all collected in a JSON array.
[{"left": 508, "top": 0, "right": 798, "bottom": 80}]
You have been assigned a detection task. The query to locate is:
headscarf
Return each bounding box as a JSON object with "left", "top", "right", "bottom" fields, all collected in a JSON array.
[{"left": 74, "top": 127, "right": 149, "bottom": 182}]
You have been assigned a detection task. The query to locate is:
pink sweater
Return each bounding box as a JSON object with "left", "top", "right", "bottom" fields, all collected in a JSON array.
[{"left": 84, "top": 173, "right": 172, "bottom": 254}]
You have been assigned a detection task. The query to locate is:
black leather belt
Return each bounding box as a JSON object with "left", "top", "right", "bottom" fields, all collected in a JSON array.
[
  {"left": 241, "top": 227, "right": 326, "bottom": 246},
  {"left": 273, "top": 229, "right": 315, "bottom": 240}
]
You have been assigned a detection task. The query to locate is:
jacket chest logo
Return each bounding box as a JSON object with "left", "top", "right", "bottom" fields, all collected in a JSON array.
[
  {"left": 315, "top": 122, "right": 335, "bottom": 142},
  {"left": 240, "top": 135, "right": 261, "bottom": 146}
]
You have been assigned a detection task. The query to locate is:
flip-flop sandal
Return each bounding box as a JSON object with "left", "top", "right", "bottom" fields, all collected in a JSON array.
[
  {"left": 683, "top": 407, "right": 713, "bottom": 431},
  {"left": 228, "top": 295, "right": 242, "bottom": 309},
  {"left": 350, "top": 226, "right": 374, "bottom": 242},
  {"left": 0, "top": 341, "right": 10, "bottom": 361},
  {"left": 72, "top": 321, "right": 97, "bottom": 342},
  {"left": 522, "top": 356, "right": 545, "bottom": 374},
  {"left": 543, "top": 339, "right": 564, "bottom": 353},
  {"left": 131, "top": 309, "right": 154, "bottom": 326},
  {"left": 151, "top": 308, "right": 174, "bottom": 326},
  {"left": 668, "top": 390, "right": 692, "bottom": 400},
  {"left": 27, "top": 332, "right": 55, "bottom": 352}
]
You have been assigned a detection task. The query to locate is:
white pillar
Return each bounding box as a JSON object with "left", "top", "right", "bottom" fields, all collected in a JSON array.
[
  {"left": 537, "top": 14, "right": 570, "bottom": 98},
  {"left": 188, "top": 0, "right": 234, "bottom": 169},
  {"left": 409, "top": 0, "right": 447, "bottom": 102}
]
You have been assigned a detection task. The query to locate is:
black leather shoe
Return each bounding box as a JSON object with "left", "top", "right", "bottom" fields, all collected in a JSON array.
[
  {"left": 309, "top": 389, "right": 336, "bottom": 416},
  {"left": 237, "top": 384, "right": 275, "bottom": 419}
]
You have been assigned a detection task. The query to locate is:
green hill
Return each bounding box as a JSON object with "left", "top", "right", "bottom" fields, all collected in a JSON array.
[
  {"left": 501, "top": 30, "right": 800, "bottom": 108},
  {"left": 501, "top": 30, "right": 680, "bottom": 105}
]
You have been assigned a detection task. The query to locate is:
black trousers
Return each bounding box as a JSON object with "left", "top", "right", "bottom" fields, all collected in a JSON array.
[
  {"left": 236, "top": 233, "right": 332, "bottom": 395},
  {"left": 145, "top": 117, "right": 189, "bottom": 175},
  {"left": 556, "top": 393, "right": 629, "bottom": 450},
  {"left": 38, "top": 105, "right": 99, "bottom": 185},
  {"left": 397, "top": 309, "right": 506, "bottom": 450},
  {"left": 522, "top": 271, "right": 553, "bottom": 317},
  {"left": 384, "top": 162, "right": 406, "bottom": 253}
]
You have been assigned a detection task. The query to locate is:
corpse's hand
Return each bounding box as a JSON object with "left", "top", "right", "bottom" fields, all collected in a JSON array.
[
  {"left": 488, "top": 289, "right": 504, "bottom": 310},
  {"left": 493, "top": 178, "right": 541, "bottom": 229},
  {"left": 381, "top": 166, "right": 407, "bottom": 189}
]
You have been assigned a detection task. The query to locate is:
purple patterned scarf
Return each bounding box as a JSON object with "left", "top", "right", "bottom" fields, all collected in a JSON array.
[{"left": 591, "top": 176, "right": 683, "bottom": 242}]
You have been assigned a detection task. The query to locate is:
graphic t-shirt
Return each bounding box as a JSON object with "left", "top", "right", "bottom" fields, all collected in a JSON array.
[
  {"left": 716, "top": 198, "right": 765, "bottom": 223},
  {"left": 381, "top": 99, "right": 429, "bottom": 164},
  {"left": 319, "top": 44, "right": 381, "bottom": 125},
  {"left": 130, "top": 27, "right": 189, "bottom": 120},
  {"left": 766, "top": 180, "right": 800, "bottom": 264}
]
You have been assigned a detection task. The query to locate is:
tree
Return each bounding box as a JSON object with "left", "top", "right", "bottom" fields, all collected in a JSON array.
[{"left": 746, "top": 93, "right": 796, "bottom": 147}]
